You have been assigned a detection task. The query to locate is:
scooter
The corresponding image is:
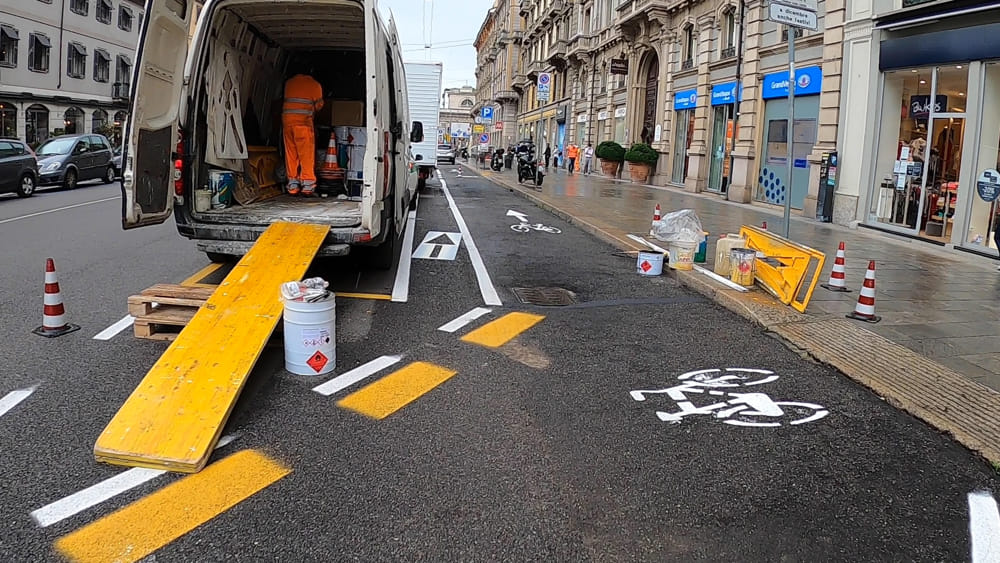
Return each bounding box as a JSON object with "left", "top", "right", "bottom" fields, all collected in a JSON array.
[
  {"left": 491, "top": 149, "right": 504, "bottom": 171},
  {"left": 517, "top": 152, "right": 544, "bottom": 187}
]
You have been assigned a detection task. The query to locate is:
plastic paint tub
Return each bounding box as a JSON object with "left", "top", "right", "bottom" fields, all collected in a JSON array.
[
  {"left": 194, "top": 189, "right": 212, "bottom": 212},
  {"left": 636, "top": 251, "right": 665, "bottom": 276},
  {"left": 282, "top": 293, "right": 336, "bottom": 376},
  {"left": 668, "top": 242, "right": 697, "bottom": 271},
  {"left": 729, "top": 248, "right": 757, "bottom": 286}
]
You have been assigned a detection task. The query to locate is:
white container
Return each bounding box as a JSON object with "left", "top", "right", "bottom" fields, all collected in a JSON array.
[
  {"left": 636, "top": 251, "right": 665, "bottom": 276},
  {"left": 714, "top": 234, "right": 747, "bottom": 277},
  {"left": 194, "top": 189, "right": 212, "bottom": 212},
  {"left": 282, "top": 293, "right": 336, "bottom": 376},
  {"left": 667, "top": 242, "right": 697, "bottom": 271}
]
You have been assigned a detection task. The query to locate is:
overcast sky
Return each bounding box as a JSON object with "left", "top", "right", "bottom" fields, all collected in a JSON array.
[{"left": 379, "top": 0, "right": 488, "bottom": 95}]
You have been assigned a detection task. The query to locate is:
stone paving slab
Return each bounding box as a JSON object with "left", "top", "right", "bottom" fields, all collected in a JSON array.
[{"left": 463, "top": 163, "right": 1000, "bottom": 466}]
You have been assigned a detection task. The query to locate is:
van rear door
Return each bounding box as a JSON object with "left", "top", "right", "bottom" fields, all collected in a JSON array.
[{"left": 120, "top": 0, "right": 194, "bottom": 229}]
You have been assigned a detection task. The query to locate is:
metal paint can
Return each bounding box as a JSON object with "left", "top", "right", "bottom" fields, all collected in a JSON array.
[{"left": 729, "top": 248, "right": 756, "bottom": 287}]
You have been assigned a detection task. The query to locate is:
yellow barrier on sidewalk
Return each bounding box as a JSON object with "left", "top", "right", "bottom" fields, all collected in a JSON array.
[{"left": 737, "top": 225, "right": 826, "bottom": 313}]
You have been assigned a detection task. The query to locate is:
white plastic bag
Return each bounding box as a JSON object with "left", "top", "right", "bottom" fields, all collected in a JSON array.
[
  {"left": 280, "top": 277, "right": 330, "bottom": 302},
  {"left": 650, "top": 209, "right": 705, "bottom": 244}
]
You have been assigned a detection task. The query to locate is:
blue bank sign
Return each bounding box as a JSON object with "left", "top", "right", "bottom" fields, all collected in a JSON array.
[
  {"left": 711, "top": 81, "right": 743, "bottom": 106},
  {"left": 761, "top": 66, "right": 823, "bottom": 99},
  {"left": 674, "top": 88, "right": 698, "bottom": 110}
]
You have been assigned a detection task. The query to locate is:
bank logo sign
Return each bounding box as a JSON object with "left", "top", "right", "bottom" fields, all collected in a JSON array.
[
  {"left": 673, "top": 88, "right": 698, "bottom": 110},
  {"left": 761, "top": 66, "right": 823, "bottom": 99}
]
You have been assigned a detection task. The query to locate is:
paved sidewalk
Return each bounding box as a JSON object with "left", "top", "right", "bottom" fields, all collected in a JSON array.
[{"left": 462, "top": 161, "right": 1000, "bottom": 464}]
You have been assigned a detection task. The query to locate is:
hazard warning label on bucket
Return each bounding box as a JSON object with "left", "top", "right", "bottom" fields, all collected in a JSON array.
[
  {"left": 640, "top": 260, "right": 653, "bottom": 272},
  {"left": 307, "top": 351, "right": 329, "bottom": 373}
]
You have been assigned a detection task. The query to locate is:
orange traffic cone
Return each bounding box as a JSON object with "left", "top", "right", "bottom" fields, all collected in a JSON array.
[
  {"left": 33, "top": 258, "right": 80, "bottom": 338},
  {"left": 846, "top": 260, "right": 880, "bottom": 323},
  {"left": 821, "top": 242, "right": 851, "bottom": 292},
  {"left": 318, "top": 130, "right": 343, "bottom": 181}
]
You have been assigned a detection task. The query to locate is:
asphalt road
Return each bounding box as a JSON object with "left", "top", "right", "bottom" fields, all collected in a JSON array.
[{"left": 1, "top": 172, "right": 999, "bottom": 561}]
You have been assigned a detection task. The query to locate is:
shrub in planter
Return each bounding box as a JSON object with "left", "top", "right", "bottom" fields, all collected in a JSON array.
[
  {"left": 624, "top": 143, "right": 659, "bottom": 183},
  {"left": 595, "top": 141, "right": 625, "bottom": 176}
]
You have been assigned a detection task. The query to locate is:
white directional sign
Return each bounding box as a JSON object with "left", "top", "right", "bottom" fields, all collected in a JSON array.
[
  {"left": 768, "top": 3, "right": 818, "bottom": 30},
  {"left": 772, "top": 0, "right": 817, "bottom": 11},
  {"left": 412, "top": 231, "right": 462, "bottom": 260}
]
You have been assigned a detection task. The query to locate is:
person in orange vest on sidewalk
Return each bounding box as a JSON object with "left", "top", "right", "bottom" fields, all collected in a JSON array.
[
  {"left": 282, "top": 62, "right": 324, "bottom": 195},
  {"left": 566, "top": 143, "right": 579, "bottom": 175}
]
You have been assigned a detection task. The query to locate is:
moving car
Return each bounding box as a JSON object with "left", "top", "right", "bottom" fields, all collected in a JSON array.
[
  {"left": 0, "top": 139, "right": 39, "bottom": 197},
  {"left": 122, "top": 0, "right": 421, "bottom": 267},
  {"left": 36, "top": 134, "right": 116, "bottom": 189},
  {"left": 437, "top": 144, "right": 455, "bottom": 165}
]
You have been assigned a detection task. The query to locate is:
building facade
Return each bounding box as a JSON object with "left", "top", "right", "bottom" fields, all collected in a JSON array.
[
  {"left": 440, "top": 86, "right": 476, "bottom": 147},
  {"left": 0, "top": 0, "right": 145, "bottom": 146},
  {"left": 473, "top": 0, "right": 523, "bottom": 148}
]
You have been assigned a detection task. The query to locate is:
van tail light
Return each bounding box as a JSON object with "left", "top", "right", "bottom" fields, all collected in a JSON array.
[{"left": 174, "top": 130, "right": 184, "bottom": 196}]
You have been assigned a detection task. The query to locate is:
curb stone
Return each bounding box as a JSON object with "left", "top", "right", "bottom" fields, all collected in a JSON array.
[{"left": 464, "top": 162, "right": 1000, "bottom": 468}]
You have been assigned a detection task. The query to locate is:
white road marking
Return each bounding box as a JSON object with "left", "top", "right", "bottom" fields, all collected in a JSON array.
[
  {"left": 506, "top": 209, "right": 528, "bottom": 222},
  {"left": 391, "top": 203, "right": 418, "bottom": 303},
  {"left": 29, "top": 434, "right": 237, "bottom": 528},
  {"left": 0, "top": 386, "right": 36, "bottom": 419},
  {"left": 438, "top": 307, "right": 493, "bottom": 333},
  {"left": 437, "top": 171, "right": 502, "bottom": 307},
  {"left": 312, "top": 355, "right": 402, "bottom": 396},
  {"left": 0, "top": 196, "right": 119, "bottom": 226},
  {"left": 92, "top": 315, "right": 135, "bottom": 340},
  {"left": 969, "top": 491, "right": 1000, "bottom": 563},
  {"left": 412, "top": 231, "right": 461, "bottom": 260}
]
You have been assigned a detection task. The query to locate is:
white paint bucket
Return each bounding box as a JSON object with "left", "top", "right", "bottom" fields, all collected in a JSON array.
[
  {"left": 668, "top": 242, "right": 697, "bottom": 271},
  {"left": 282, "top": 293, "right": 336, "bottom": 376},
  {"left": 637, "top": 251, "right": 665, "bottom": 276},
  {"left": 194, "top": 189, "right": 212, "bottom": 212}
]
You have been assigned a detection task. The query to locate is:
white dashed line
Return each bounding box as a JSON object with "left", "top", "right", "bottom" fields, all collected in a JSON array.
[
  {"left": 438, "top": 307, "right": 492, "bottom": 333},
  {"left": 0, "top": 386, "right": 36, "bottom": 419},
  {"left": 969, "top": 491, "right": 1000, "bottom": 563},
  {"left": 312, "top": 355, "right": 402, "bottom": 396},
  {"left": 92, "top": 315, "right": 135, "bottom": 340}
]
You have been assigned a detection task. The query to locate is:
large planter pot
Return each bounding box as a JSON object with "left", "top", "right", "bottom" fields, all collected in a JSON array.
[
  {"left": 599, "top": 158, "right": 621, "bottom": 177},
  {"left": 627, "top": 162, "right": 652, "bottom": 183}
]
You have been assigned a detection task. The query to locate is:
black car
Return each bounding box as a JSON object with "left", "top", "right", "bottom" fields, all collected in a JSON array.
[
  {"left": 0, "top": 138, "right": 39, "bottom": 197},
  {"left": 36, "top": 134, "right": 116, "bottom": 189}
]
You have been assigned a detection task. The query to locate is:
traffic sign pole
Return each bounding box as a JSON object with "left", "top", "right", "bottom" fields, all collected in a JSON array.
[{"left": 784, "top": 27, "right": 795, "bottom": 239}]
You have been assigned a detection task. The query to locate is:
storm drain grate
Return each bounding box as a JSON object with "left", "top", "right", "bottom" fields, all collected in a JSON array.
[{"left": 511, "top": 287, "right": 577, "bottom": 307}]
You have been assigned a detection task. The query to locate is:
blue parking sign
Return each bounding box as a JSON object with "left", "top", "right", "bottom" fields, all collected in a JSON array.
[{"left": 481, "top": 106, "right": 494, "bottom": 120}]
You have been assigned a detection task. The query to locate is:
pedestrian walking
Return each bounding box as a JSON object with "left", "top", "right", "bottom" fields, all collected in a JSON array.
[
  {"left": 566, "top": 144, "right": 578, "bottom": 175},
  {"left": 544, "top": 145, "right": 552, "bottom": 169},
  {"left": 582, "top": 143, "right": 594, "bottom": 175}
]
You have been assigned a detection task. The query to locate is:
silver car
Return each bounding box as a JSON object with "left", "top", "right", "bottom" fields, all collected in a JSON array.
[{"left": 436, "top": 144, "right": 455, "bottom": 165}]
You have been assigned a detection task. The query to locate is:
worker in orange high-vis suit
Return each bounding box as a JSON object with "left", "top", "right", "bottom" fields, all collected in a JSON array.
[{"left": 282, "top": 69, "right": 324, "bottom": 195}]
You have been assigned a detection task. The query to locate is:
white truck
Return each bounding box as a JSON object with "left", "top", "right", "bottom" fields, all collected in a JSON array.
[
  {"left": 403, "top": 61, "right": 442, "bottom": 190},
  {"left": 120, "top": 0, "right": 423, "bottom": 268}
]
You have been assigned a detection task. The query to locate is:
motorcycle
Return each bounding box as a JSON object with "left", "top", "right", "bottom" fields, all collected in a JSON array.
[
  {"left": 491, "top": 149, "right": 504, "bottom": 171},
  {"left": 516, "top": 152, "right": 545, "bottom": 187}
]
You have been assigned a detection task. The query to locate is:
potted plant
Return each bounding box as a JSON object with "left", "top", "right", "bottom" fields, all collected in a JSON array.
[
  {"left": 595, "top": 141, "right": 625, "bottom": 177},
  {"left": 624, "top": 143, "right": 659, "bottom": 183}
]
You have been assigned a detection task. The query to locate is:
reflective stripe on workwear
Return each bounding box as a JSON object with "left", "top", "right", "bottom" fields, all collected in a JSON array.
[{"left": 283, "top": 109, "right": 314, "bottom": 115}]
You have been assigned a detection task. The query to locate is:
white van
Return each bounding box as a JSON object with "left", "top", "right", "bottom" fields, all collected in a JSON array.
[{"left": 121, "top": 0, "right": 423, "bottom": 267}]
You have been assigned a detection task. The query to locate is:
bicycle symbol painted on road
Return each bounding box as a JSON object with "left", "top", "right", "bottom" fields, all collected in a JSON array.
[
  {"left": 630, "top": 368, "right": 829, "bottom": 428},
  {"left": 511, "top": 222, "right": 561, "bottom": 234}
]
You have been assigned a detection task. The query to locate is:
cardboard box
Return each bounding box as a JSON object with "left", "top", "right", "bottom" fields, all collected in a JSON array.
[{"left": 327, "top": 99, "right": 364, "bottom": 127}]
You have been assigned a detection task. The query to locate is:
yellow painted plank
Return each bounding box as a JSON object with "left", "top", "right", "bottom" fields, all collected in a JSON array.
[
  {"left": 180, "top": 261, "right": 225, "bottom": 286},
  {"left": 336, "top": 292, "right": 393, "bottom": 301},
  {"left": 337, "top": 361, "right": 458, "bottom": 420},
  {"left": 56, "top": 449, "right": 290, "bottom": 563},
  {"left": 94, "top": 222, "right": 329, "bottom": 472},
  {"left": 459, "top": 312, "right": 545, "bottom": 349}
]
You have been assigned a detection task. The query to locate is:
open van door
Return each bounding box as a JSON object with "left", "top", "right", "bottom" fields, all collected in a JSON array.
[
  {"left": 386, "top": 13, "right": 410, "bottom": 236},
  {"left": 121, "top": 0, "right": 194, "bottom": 229}
]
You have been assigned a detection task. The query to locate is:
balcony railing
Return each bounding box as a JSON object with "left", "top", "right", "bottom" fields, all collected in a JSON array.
[
  {"left": 567, "top": 34, "right": 593, "bottom": 59},
  {"left": 681, "top": 58, "right": 694, "bottom": 70},
  {"left": 546, "top": 39, "right": 567, "bottom": 64},
  {"left": 512, "top": 72, "right": 529, "bottom": 90},
  {"left": 720, "top": 46, "right": 736, "bottom": 60},
  {"left": 112, "top": 82, "right": 130, "bottom": 100},
  {"left": 495, "top": 90, "right": 520, "bottom": 103}
]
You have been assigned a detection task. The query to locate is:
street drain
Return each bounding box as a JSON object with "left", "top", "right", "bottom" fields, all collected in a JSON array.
[{"left": 511, "top": 287, "right": 577, "bottom": 306}]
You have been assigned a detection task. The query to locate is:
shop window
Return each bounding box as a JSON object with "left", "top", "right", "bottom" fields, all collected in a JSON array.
[
  {"left": 0, "top": 24, "right": 17, "bottom": 68},
  {"left": 118, "top": 6, "right": 134, "bottom": 32},
  {"left": 70, "top": 0, "right": 89, "bottom": 16},
  {"left": 25, "top": 104, "right": 49, "bottom": 145},
  {"left": 28, "top": 34, "right": 50, "bottom": 73},
  {"left": 97, "top": 0, "right": 112, "bottom": 24},
  {"left": 93, "top": 49, "right": 110, "bottom": 82},
  {"left": 67, "top": 43, "right": 86, "bottom": 79},
  {"left": 672, "top": 110, "right": 695, "bottom": 183},
  {"left": 0, "top": 100, "right": 16, "bottom": 138}
]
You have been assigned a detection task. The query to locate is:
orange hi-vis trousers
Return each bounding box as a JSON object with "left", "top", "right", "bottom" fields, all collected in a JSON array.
[{"left": 282, "top": 114, "right": 315, "bottom": 189}]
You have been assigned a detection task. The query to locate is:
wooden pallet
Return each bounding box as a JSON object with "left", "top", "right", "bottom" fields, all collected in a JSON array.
[{"left": 128, "top": 284, "right": 214, "bottom": 341}]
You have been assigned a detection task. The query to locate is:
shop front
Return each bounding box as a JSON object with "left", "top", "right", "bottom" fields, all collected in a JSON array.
[
  {"left": 865, "top": 16, "right": 1000, "bottom": 258},
  {"left": 755, "top": 66, "right": 822, "bottom": 209},
  {"left": 708, "top": 81, "right": 742, "bottom": 193},
  {"left": 671, "top": 88, "right": 697, "bottom": 185}
]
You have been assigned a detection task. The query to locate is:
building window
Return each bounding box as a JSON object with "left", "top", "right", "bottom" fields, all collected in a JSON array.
[
  {"left": 94, "top": 49, "right": 110, "bottom": 82},
  {"left": 118, "top": 6, "right": 134, "bottom": 32},
  {"left": 28, "top": 33, "right": 50, "bottom": 72},
  {"left": 67, "top": 42, "right": 86, "bottom": 79},
  {"left": 97, "top": 0, "right": 112, "bottom": 24},
  {"left": 115, "top": 54, "right": 132, "bottom": 98},
  {"left": 25, "top": 104, "right": 49, "bottom": 145},
  {"left": 721, "top": 9, "right": 737, "bottom": 59},
  {"left": 781, "top": 28, "right": 804, "bottom": 42},
  {"left": 682, "top": 25, "right": 695, "bottom": 69},
  {"left": 0, "top": 100, "right": 16, "bottom": 138},
  {"left": 70, "top": 0, "right": 89, "bottom": 16},
  {"left": 0, "top": 24, "right": 17, "bottom": 68}
]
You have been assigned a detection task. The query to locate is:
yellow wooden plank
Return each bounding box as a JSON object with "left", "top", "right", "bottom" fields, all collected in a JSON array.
[
  {"left": 180, "top": 262, "right": 225, "bottom": 286},
  {"left": 336, "top": 292, "right": 393, "bottom": 301},
  {"left": 94, "top": 222, "right": 329, "bottom": 472},
  {"left": 56, "top": 449, "right": 290, "bottom": 563},
  {"left": 337, "top": 361, "right": 458, "bottom": 420},
  {"left": 459, "top": 312, "right": 545, "bottom": 349}
]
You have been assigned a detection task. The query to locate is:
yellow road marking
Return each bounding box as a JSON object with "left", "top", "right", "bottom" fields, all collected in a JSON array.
[
  {"left": 337, "top": 361, "right": 458, "bottom": 420},
  {"left": 180, "top": 262, "right": 225, "bottom": 286},
  {"left": 336, "top": 292, "right": 393, "bottom": 301},
  {"left": 55, "top": 450, "right": 290, "bottom": 563},
  {"left": 459, "top": 312, "right": 545, "bottom": 348}
]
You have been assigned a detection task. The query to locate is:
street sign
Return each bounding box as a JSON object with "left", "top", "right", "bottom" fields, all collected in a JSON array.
[
  {"left": 474, "top": 116, "right": 483, "bottom": 124},
  {"left": 472, "top": 124, "right": 485, "bottom": 134},
  {"left": 481, "top": 106, "right": 494, "bottom": 121},
  {"left": 768, "top": 3, "right": 818, "bottom": 30},
  {"left": 494, "top": 121, "right": 503, "bottom": 131},
  {"left": 478, "top": 133, "right": 490, "bottom": 144},
  {"left": 537, "top": 72, "right": 551, "bottom": 103},
  {"left": 610, "top": 58, "right": 629, "bottom": 75},
  {"left": 772, "top": 0, "right": 817, "bottom": 10}
]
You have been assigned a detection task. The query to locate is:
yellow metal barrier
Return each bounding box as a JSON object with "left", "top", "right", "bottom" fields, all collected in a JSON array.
[{"left": 737, "top": 225, "right": 826, "bottom": 313}]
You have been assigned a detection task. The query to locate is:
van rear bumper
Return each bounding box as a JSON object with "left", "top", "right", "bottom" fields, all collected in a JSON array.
[
  {"left": 196, "top": 239, "right": 350, "bottom": 257},
  {"left": 175, "top": 216, "right": 380, "bottom": 257}
]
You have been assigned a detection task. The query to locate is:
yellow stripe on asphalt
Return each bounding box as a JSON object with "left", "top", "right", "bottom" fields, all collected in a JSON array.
[
  {"left": 460, "top": 312, "right": 545, "bottom": 348},
  {"left": 180, "top": 262, "right": 225, "bottom": 286},
  {"left": 55, "top": 450, "right": 290, "bottom": 563},
  {"left": 337, "top": 361, "right": 458, "bottom": 420}
]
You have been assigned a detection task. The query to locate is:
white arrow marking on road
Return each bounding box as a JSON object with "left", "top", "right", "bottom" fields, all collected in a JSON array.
[
  {"left": 969, "top": 491, "right": 1000, "bottom": 563},
  {"left": 0, "top": 386, "right": 36, "bottom": 419},
  {"left": 506, "top": 210, "right": 528, "bottom": 222},
  {"left": 29, "top": 434, "right": 237, "bottom": 527},
  {"left": 312, "top": 355, "right": 403, "bottom": 396},
  {"left": 412, "top": 231, "right": 462, "bottom": 260}
]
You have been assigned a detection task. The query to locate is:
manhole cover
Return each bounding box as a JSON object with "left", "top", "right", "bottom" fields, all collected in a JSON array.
[{"left": 511, "top": 287, "right": 577, "bottom": 306}]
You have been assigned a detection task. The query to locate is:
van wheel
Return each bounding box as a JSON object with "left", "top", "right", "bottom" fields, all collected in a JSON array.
[
  {"left": 63, "top": 169, "right": 78, "bottom": 190},
  {"left": 205, "top": 252, "right": 235, "bottom": 264},
  {"left": 16, "top": 174, "right": 35, "bottom": 197}
]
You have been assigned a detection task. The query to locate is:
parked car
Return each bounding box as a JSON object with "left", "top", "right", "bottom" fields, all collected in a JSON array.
[
  {"left": 436, "top": 144, "right": 455, "bottom": 165},
  {"left": 111, "top": 145, "right": 122, "bottom": 179},
  {"left": 0, "top": 138, "right": 39, "bottom": 197},
  {"left": 36, "top": 134, "right": 117, "bottom": 189}
]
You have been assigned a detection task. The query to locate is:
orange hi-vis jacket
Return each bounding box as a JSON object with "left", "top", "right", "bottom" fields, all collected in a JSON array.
[
  {"left": 282, "top": 74, "right": 324, "bottom": 188},
  {"left": 566, "top": 145, "right": 579, "bottom": 159}
]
